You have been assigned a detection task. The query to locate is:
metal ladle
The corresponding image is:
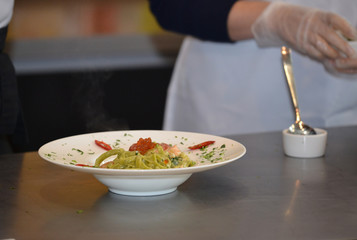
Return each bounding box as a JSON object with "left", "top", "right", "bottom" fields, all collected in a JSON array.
[{"left": 281, "top": 46, "right": 316, "bottom": 135}]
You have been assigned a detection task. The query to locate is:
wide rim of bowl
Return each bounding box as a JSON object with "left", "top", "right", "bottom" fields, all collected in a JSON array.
[{"left": 38, "top": 130, "right": 247, "bottom": 176}]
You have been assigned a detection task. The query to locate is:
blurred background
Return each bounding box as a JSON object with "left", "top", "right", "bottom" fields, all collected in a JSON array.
[{"left": 5, "top": 0, "right": 184, "bottom": 152}]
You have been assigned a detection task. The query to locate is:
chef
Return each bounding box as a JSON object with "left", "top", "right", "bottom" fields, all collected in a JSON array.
[{"left": 149, "top": 0, "right": 357, "bottom": 135}]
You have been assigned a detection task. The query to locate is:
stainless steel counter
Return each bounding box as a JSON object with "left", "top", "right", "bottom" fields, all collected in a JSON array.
[{"left": 1, "top": 126, "right": 357, "bottom": 239}]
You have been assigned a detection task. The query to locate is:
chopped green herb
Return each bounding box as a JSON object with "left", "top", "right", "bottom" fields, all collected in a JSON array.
[
  {"left": 72, "top": 148, "right": 84, "bottom": 155},
  {"left": 171, "top": 157, "right": 180, "bottom": 166},
  {"left": 203, "top": 150, "right": 215, "bottom": 160},
  {"left": 113, "top": 139, "right": 121, "bottom": 148},
  {"left": 76, "top": 210, "right": 84, "bottom": 214}
]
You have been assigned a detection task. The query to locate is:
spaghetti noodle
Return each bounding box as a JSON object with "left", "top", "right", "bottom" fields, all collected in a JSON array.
[{"left": 94, "top": 138, "right": 195, "bottom": 169}]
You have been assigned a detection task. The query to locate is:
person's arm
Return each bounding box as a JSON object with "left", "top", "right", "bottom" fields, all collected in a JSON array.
[
  {"left": 149, "top": 0, "right": 237, "bottom": 42},
  {"left": 150, "top": 0, "right": 357, "bottom": 73},
  {"left": 227, "top": 1, "right": 270, "bottom": 41}
]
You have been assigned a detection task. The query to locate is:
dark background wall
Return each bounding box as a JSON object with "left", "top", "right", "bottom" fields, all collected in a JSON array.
[{"left": 14, "top": 67, "right": 173, "bottom": 152}]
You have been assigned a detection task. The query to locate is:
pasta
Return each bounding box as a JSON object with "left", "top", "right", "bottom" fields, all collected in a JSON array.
[{"left": 94, "top": 138, "right": 195, "bottom": 169}]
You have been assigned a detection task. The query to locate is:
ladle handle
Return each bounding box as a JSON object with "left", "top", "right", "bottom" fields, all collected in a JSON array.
[{"left": 281, "top": 46, "right": 301, "bottom": 122}]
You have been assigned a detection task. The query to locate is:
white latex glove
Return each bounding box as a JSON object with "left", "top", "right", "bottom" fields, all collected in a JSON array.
[
  {"left": 251, "top": 2, "right": 357, "bottom": 61},
  {"left": 324, "top": 56, "right": 357, "bottom": 75}
]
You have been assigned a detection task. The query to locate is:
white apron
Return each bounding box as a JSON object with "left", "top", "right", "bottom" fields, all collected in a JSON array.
[{"left": 163, "top": 0, "right": 357, "bottom": 136}]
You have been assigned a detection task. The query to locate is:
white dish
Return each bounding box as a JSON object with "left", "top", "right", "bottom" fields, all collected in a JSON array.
[{"left": 38, "top": 130, "right": 246, "bottom": 196}]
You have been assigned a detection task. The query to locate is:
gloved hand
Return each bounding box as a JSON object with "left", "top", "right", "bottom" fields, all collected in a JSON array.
[
  {"left": 324, "top": 56, "right": 357, "bottom": 74},
  {"left": 251, "top": 2, "right": 357, "bottom": 61}
]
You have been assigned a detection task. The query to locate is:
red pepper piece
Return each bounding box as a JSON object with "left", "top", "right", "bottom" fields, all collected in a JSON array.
[
  {"left": 188, "top": 141, "right": 215, "bottom": 150},
  {"left": 75, "top": 164, "right": 93, "bottom": 167},
  {"left": 95, "top": 140, "right": 112, "bottom": 151}
]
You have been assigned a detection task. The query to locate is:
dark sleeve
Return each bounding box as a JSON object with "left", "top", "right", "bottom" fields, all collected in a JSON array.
[
  {"left": 0, "top": 26, "right": 20, "bottom": 135},
  {"left": 0, "top": 26, "right": 8, "bottom": 51},
  {"left": 148, "top": 0, "right": 238, "bottom": 42}
]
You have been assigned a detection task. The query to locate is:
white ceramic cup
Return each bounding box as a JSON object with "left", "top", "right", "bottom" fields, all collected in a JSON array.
[{"left": 282, "top": 128, "right": 327, "bottom": 158}]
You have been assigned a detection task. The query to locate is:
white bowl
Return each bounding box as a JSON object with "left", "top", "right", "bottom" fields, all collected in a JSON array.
[
  {"left": 282, "top": 128, "right": 327, "bottom": 158},
  {"left": 94, "top": 174, "right": 192, "bottom": 196},
  {"left": 38, "top": 130, "right": 246, "bottom": 196}
]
